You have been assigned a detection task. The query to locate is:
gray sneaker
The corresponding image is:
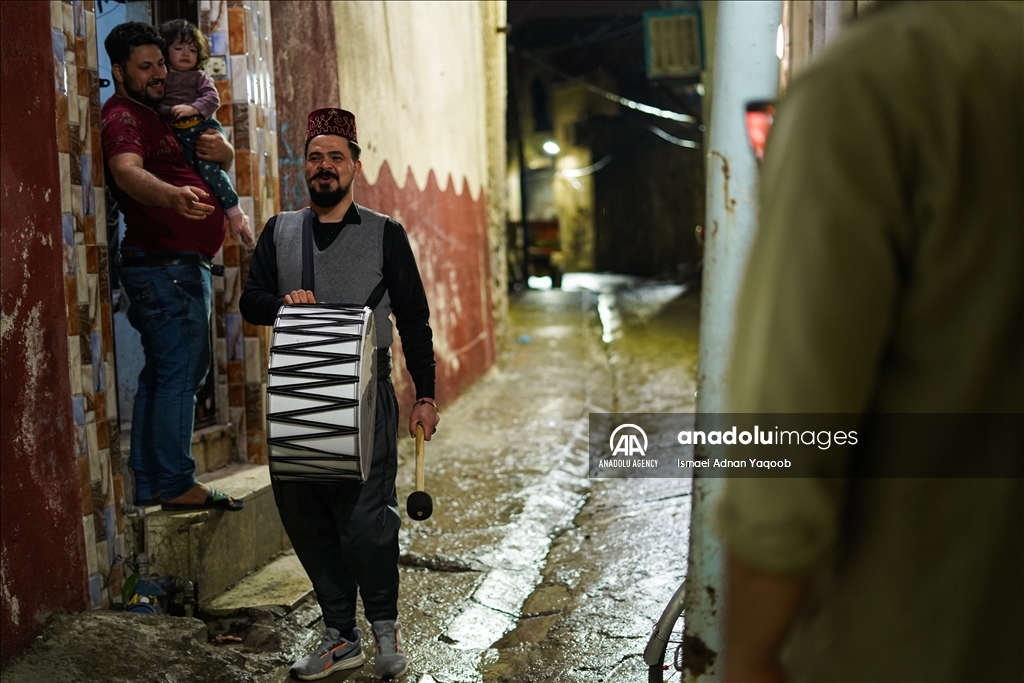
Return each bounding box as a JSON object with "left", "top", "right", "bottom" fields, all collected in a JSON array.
[
  {"left": 290, "top": 627, "right": 365, "bottom": 680},
  {"left": 371, "top": 620, "right": 408, "bottom": 680}
]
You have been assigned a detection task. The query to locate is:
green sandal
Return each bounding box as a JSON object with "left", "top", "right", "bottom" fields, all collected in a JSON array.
[{"left": 162, "top": 489, "right": 244, "bottom": 512}]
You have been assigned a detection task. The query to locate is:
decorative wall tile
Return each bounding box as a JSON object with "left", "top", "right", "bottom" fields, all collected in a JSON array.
[
  {"left": 62, "top": 3, "right": 74, "bottom": 62},
  {"left": 87, "top": 573, "right": 102, "bottom": 606},
  {"left": 244, "top": 338, "right": 261, "bottom": 383},
  {"left": 228, "top": 383, "right": 244, "bottom": 407},
  {"left": 69, "top": 336, "right": 83, "bottom": 395},
  {"left": 56, "top": 94, "right": 70, "bottom": 152},
  {"left": 83, "top": 214, "right": 95, "bottom": 245},
  {"left": 73, "top": 1, "right": 85, "bottom": 37},
  {"left": 228, "top": 7, "right": 247, "bottom": 55},
  {"left": 105, "top": 363, "right": 117, "bottom": 417},
  {"left": 90, "top": 129, "right": 102, "bottom": 177},
  {"left": 215, "top": 78, "right": 232, "bottom": 105},
  {"left": 223, "top": 242, "right": 239, "bottom": 267},
  {"left": 104, "top": 507, "right": 118, "bottom": 567},
  {"left": 59, "top": 153, "right": 72, "bottom": 212},
  {"left": 94, "top": 389, "right": 106, "bottom": 424},
  {"left": 86, "top": 422, "right": 99, "bottom": 482},
  {"left": 210, "top": 31, "right": 229, "bottom": 58},
  {"left": 83, "top": 516, "right": 98, "bottom": 575},
  {"left": 90, "top": 489, "right": 104, "bottom": 541},
  {"left": 246, "top": 428, "right": 265, "bottom": 463},
  {"left": 94, "top": 187, "right": 106, "bottom": 240},
  {"left": 81, "top": 163, "right": 94, "bottom": 216},
  {"left": 67, "top": 64, "right": 79, "bottom": 124},
  {"left": 232, "top": 103, "right": 249, "bottom": 148},
  {"left": 230, "top": 407, "right": 246, "bottom": 456},
  {"left": 91, "top": 333, "right": 104, "bottom": 392},
  {"left": 112, "top": 476, "right": 124, "bottom": 532},
  {"left": 85, "top": 11, "right": 97, "bottom": 69},
  {"left": 78, "top": 455, "right": 92, "bottom": 516},
  {"left": 98, "top": 251, "right": 109, "bottom": 301},
  {"left": 71, "top": 183, "right": 83, "bottom": 218},
  {"left": 235, "top": 151, "right": 252, "bottom": 195},
  {"left": 62, "top": 214, "right": 75, "bottom": 273},
  {"left": 75, "top": 244, "right": 87, "bottom": 302},
  {"left": 230, "top": 56, "right": 248, "bottom": 103},
  {"left": 226, "top": 314, "right": 243, "bottom": 361},
  {"left": 79, "top": 94, "right": 91, "bottom": 135},
  {"left": 242, "top": 318, "right": 259, "bottom": 338},
  {"left": 244, "top": 382, "right": 262, "bottom": 423},
  {"left": 216, "top": 378, "right": 229, "bottom": 416},
  {"left": 223, "top": 265, "right": 240, "bottom": 311},
  {"left": 76, "top": 64, "right": 90, "bottom": 108},
  {"left": 216, "top": 103, "right": 233, "bottom": 126},
  {"left": 96, "top": 418, "right": 108, "bottom": 450},
  {"left": 107, "top": 419, "right": 120, "bottom": 467}
]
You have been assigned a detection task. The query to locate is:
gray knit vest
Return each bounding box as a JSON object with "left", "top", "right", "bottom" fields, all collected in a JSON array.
[{"left": 275, "top": 205, "right": 394, "bottom": 348}]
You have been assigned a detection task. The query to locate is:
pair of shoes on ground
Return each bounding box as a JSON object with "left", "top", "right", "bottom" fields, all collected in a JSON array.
[{"left": 290, "top": 620, "right": 407, "bottom": 681}]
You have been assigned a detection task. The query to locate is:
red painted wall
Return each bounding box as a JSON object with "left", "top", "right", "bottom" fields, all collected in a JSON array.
[
  {"left": 0, "top": 0, "right": 88, "bottom": 665},
  {"left": 358, "top": 164, "right": 495, "bottom": 408}
]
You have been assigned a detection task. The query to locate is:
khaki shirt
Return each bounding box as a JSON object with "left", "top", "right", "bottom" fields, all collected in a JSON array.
[{"left": 718, "top": 2, "right": 1023, "bottom": 680}]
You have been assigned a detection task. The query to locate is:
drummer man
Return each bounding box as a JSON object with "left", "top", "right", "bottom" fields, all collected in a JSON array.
[{"left": 239, "top": 107, "right": 439, "bottom": 680}]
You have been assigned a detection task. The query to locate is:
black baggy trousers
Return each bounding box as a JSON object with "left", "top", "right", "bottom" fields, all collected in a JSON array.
[{"left": 273, "top": 378, "right": 401, "bottom": 630}]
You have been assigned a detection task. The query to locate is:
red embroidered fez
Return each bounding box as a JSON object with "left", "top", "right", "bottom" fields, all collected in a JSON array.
[{"left": 306, "top": 108, "right": 357, "bottom": 144}]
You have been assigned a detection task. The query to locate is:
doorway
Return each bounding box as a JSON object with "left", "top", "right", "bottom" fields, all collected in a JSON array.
[{"left": 96, "top": 0, "right": 216, "bottom": 432}]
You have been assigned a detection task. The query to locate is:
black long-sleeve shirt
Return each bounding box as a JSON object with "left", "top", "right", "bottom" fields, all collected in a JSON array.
[{"left": 239, "top": 203, "right": 436, "bottom": 398}]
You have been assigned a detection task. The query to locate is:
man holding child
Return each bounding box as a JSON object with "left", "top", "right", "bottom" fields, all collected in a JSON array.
[{"left": 101, "top": 21, "right": 248, "bottom": 512}]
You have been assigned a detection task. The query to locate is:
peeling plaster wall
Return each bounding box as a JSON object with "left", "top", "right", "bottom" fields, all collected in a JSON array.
[
  {"left": 0, "top": 0, "right": 88, "bottom": 664},
  {"left": 271, "top": 1, "right": 506, "bottom": 408}
]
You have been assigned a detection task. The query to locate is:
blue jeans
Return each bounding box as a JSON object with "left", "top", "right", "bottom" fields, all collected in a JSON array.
[{"left": 119, "top": 259, "right": 213, "bottom": 501}]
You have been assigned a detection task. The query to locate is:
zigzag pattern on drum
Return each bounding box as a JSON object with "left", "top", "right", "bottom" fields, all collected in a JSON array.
[{"left": 267, "top": 304, "right": 377, "bottom": 483}]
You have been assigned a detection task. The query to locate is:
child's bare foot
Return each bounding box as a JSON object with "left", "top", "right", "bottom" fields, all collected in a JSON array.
[{"left": 229, "top": 212, "right": 254, "bottom": 244}]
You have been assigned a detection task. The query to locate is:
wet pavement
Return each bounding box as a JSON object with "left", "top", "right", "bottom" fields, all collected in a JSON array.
[{"left": 1, "top": 279, "right": 699, "bottom": 683}]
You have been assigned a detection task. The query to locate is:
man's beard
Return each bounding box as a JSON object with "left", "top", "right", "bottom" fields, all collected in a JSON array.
[
  {"left": 124, "top": 73, "right": 163, "bottom": 107},
  {"left": 307, "top": 172, "right": 352, "bottom": 208}
]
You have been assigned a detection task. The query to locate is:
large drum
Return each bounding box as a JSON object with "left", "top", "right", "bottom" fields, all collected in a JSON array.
[{"left": 266, "top": 304, "right": 377, "bottom": 483}]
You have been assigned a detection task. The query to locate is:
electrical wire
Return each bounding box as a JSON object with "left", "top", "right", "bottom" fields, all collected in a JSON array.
[{"left": 648, "top": 125, "right": 700, "bottom": 148}]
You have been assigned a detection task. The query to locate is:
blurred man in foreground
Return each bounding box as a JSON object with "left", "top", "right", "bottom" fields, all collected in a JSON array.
[{"left": 718, "top": 2, "right": 1023, "bottom": 681}]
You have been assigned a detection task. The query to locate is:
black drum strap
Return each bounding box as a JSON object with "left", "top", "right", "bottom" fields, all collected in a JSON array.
[
  {"left": 364, "top": 278, "right": 387, "bottom": 310},
  {"left": 301, "top": 208, "right": 315, "bottom": 293}
]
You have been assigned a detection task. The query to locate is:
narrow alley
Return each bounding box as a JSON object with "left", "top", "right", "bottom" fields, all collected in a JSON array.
[
  {"left": 1, "top": 283, "right": 699, "bottom": 683},
  {"left": 5, "top": 1, "right": 1020, "bottom": 682}
]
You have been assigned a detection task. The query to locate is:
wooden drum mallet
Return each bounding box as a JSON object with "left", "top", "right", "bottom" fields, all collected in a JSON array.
[{"left": 406, "top": 425, "right": 433, "bottom": 520}]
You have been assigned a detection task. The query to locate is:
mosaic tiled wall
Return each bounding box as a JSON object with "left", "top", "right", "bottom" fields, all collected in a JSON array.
[
  {"left": 51, "top": 0, "right": 122, "bottom": 609},
  {"left": 201, "top": 0, "right": 279, "bottom": 463}
]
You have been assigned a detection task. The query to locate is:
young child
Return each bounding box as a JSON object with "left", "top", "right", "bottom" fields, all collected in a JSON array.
[{"left": 158, "top": 19, "right": 252, "bottom": 243}]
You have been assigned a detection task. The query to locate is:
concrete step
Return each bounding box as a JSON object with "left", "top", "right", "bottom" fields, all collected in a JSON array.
[
  {"left": 141, "top": 463, "right": 290, "bottom": 607},
  {"left": 203, "top": 549, "right": 313, "bottom": 617}
]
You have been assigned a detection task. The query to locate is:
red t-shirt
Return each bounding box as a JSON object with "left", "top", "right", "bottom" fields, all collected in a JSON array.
[{"left": 101, "top": 94, "right": 225, "bottom": 257}]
